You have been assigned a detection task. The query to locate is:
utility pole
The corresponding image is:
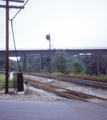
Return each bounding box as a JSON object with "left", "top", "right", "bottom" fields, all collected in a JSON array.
[
  {"left": 5, "top": 0, "right": 9, "bottom": 94},
  {"left": 0, "top": 0, "right": 25, "bottom": 94}
]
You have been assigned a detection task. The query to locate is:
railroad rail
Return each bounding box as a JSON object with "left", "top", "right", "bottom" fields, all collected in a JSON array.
[
  {"left": 24, "top": 77, "right": 107, "bottom": 108},
  {"left": 24, "top": 72, "right": 107, "bottom": 89},
  {"left": 0, "top": 71, "right": 107, "bottom": 107}
]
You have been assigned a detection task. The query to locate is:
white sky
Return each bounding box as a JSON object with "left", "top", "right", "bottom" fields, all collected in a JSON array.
[{"left": 0, "top": 0, "right": 107, "bottom": 50}]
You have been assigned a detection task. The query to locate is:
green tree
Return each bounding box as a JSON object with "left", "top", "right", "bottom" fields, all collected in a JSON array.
[
  {"left": 0, "top": 57, "right": 17, "bottom": 71},
  {"left": 9, "top": 59, "right": 16, "bottom": 71},
  {"left": 72, "top": 59, "right": 86, "bottom": 75},
  {"left": 52, "top": 51, "right": 69, "bottom": 74},
  {"left": 0, "top": 57, "right": 6, "bottom": 70}
]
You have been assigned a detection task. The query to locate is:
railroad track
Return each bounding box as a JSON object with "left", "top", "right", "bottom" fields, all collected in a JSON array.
[
  {"left": 23, "top": 72, "right": 107, "bottom": 89},
  {"left": 24, "top": 77, "right": 107, "bottom": 108},
  {"left": 0, "top": 71, "right": 107, "bottom": 89},
  {"left": 1, "top": 71, "right": 107, "bottom": 108}
]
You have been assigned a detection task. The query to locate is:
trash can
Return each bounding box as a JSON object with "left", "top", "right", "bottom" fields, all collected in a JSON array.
[{"left": 13, "top": 72, "right": 24, "bottom": 94}]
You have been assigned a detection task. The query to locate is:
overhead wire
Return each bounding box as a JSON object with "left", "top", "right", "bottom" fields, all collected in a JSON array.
[
  {"left": 10, "top": 20, "right": 22, "bottom": 73},
  {"left": 9, "top": 0, "right": 29, "bottom": 73},
  {"left": 10, "top": 0, "right": 29, "bottom": 21}
]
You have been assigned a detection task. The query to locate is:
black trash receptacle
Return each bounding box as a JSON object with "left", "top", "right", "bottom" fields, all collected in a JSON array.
[{"left": 13, "top": 72, "right": 24, "bottom": 94}]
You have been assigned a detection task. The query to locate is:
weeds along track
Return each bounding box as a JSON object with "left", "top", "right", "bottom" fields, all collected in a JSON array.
[
  {"left": 24, "top": 77, "right": 107, "bottom": 108},
  {"left": 24, "top": 72, "right": 107, "bottom": 89}
]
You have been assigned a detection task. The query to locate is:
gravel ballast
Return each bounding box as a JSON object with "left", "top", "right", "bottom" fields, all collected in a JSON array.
[
  {"left": 0, "top": 86, "right": 70, "bottom": 101},
  {"left": 0, "top": 74, "right": 107, "bottom": 101},
  {"left": 24, "top": 74, "right": 107, "bottom": 99}
]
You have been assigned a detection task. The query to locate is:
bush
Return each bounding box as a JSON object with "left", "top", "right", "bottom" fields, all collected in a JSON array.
[
  {"left": 0, "top": 75, "right": 13, "bottom": 90},
  {"left": 0, "top": 75, "right": 5, "bottom": 90},
  {"left": 71, "top": 60, "right": 86, "bottom": 75},
  {"left": 40, "top": 68, "right": 49, "bottom": 74},
  {"left": 52, "top": 72, "right": 63, "bottom": 76}
]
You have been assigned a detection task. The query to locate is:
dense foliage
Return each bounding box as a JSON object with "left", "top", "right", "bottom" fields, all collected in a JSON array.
[
  {"left": 0, "top": 57, "right": 17, "bottom": 71},
  {"left": 0, "top": 57, "right": 6, "bottom": 70},
  {"left": 51, "top": 51, "right": 86, "bottom": 74},
  {"left": 52, "top": 51, "right": 69, "bottom": 74},
  {"left": 71, "top": 59, "right": 86, "bottom": 75}
]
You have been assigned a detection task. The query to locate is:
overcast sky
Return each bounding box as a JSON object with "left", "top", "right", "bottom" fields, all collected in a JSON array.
[{"left": 0, "top": 0, "right": 107, "bottom": 50}]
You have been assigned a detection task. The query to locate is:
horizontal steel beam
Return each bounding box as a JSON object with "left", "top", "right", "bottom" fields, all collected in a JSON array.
[{"left": 0, "top": 49, "right": 107, "bottom": 57}]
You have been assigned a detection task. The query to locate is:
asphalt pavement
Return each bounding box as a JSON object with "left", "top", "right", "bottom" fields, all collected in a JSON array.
[{"left": 0, "top": 100, "right": 107, "bottom": 120}]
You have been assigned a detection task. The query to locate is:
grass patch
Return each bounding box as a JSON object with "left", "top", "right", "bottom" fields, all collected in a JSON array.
[
  {"left": 57, "top": 73, "right": 107, "bottom": 83},
  {"left": 51, "top": 72, "right": 63, "bottom": 76},
  {"left": 36, "top": 71, "right": 63, "bottom": 76},
  {"left": 0, "top": 74, "right": 13, "bottom": 90}
]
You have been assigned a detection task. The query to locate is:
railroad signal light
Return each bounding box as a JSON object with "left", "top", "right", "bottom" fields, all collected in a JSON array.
[{"left": 46, "top": 34, "right": 50, "bottom": 40}]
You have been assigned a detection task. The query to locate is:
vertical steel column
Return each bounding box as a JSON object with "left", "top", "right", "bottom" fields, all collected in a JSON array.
[
  {"left": 40, "top": 54, "right": 43, "bottom": 70},
  {"left": 22, "top": 55, "right": 24, "bottom": 72},
  {"left": 24, "top": 55, "right": 26, "bottom": 72},
  {"left": 42, "top": 55, "right": 43, "bottom": 70},
  {"left": 22, "top": 55, "right": 26, "bottom": 72},
  {"left": 105, "top": 56, "right": 107, "bottom": 76},
  {"left": 97, "top": 55, "right": 99, "bottom": 77},
  {"left": 49, "top": 35, "right": 51, "bottom": 79},
  {"left": 5, "top": 0, "right": 9, "bottom": 94},
  {"left": 106, "top": 61, "right": 107, "bottom": 76}
]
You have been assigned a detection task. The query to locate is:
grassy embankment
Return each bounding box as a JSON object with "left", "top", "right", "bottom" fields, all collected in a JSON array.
[
  {"left": 0, "top": 74, "right": 13, "bottom": 90},
  {"left": 39, "top": 70, "right": 107, "bottom": 83}
]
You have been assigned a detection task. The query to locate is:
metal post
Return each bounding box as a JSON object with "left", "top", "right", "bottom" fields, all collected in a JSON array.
[
  {"left": 97, "top": 55, "right": 99, "bottom": 77},
  {"left": 40, "top": 54, "right": 43, "bottom": 70},
  {"left": 104, "top": 56, "right": 107, "bottom": 76},
  {"left": 24, "top": 55, "right": 26, "bottom": 72},
  {"left": 5, "top": 0, "right": 9, "bottom": 94},
  {"left": 46, "top": 34, "right": 51, "bottom": 80},
  {"left": 42, "top": 55, "right": 43, "bottom": 70},
  {"left": 106, "top": 60, "right": 107, "bottom": 76},
  {"left": 49, "top": 34, "right": 51, "bottom": 79},
  {"left": 22, "top": 55, "right": 26, "bottom": 72},
  {"left": 22, "top": 55, "right": 24, "bottom": 72}
]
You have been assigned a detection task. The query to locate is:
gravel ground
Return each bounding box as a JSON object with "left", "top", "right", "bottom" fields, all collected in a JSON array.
[{"left": 0, "top": 85, "right": 70, "bottom": 101}]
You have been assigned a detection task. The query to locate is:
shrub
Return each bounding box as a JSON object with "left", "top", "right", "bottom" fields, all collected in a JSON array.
[{"left": 0, "top": 74, "right": 13, "bottom": 90}]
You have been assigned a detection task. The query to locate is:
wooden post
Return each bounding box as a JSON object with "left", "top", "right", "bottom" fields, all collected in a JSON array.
[{"left": 5, "top": 0, "right": 9, "bottom": 94}]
